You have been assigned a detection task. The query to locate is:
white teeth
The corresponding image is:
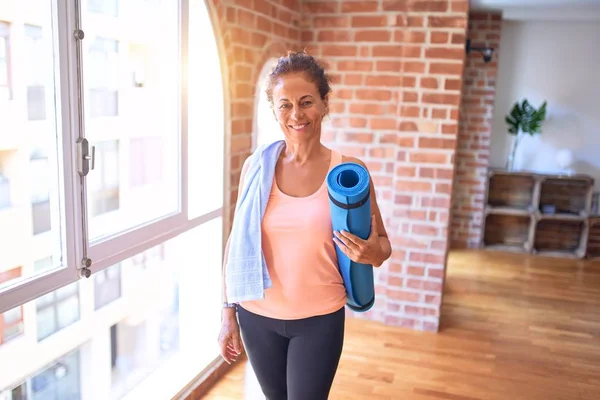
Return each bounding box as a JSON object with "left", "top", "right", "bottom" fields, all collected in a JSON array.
[{"left": 292, "top": 124, "right": 307, "bottom": 129}]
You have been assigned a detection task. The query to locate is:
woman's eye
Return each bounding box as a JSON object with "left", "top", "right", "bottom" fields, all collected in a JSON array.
[{"left": 302, "top": 101, "right": 312, "bottom": 107}]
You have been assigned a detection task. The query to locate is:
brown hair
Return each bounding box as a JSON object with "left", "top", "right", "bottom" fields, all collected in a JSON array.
[{"left": 265, "top": 50, "right": 333, "bottom": 105}]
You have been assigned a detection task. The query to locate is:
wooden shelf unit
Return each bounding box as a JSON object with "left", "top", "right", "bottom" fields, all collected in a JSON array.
[
  {"left": 586, "top": 216, "right": 600, "bottom": 259},
  {"left": 482, "top": 170, "right": 594, "bottom": 258}
]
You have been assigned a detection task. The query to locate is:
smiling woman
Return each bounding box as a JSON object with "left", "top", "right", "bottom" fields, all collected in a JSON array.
[{"left": 218, "top": 51, "right": 392, "bottom": 400}]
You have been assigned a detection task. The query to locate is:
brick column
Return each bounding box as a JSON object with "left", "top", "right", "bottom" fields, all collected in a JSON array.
[
  {"left": 451, "top": 12, "right": 502, "bottom": 249},
  {"left": 302, "top": 0, "right": 470, "bottom": 331}
]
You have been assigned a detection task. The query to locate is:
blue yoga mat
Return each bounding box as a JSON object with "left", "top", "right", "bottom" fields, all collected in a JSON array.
[{"left": 326, "top": 162, "right": 375, "bottom": 312}]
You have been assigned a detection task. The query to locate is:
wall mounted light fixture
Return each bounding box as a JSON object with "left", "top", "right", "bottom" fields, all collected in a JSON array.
[{"left": 465, "top": 39, "right": 494, "bottom": 63}]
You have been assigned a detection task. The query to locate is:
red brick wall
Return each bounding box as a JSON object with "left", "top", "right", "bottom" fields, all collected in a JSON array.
[
  {"left": 206, "top": 0, "right": 304, "bottom": 231},
  {"left": 301, "top": 0, "right": 470, "bottom": 332},
  {"left": 209, "top": 0, "right": 471, "bottom": 332},
  {"left": 450, "top": 12, "right": 502, "bottom": 249}
]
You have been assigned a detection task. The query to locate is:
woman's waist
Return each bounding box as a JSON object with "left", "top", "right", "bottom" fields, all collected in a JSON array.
[
  {"left": 240, "top": 287, "right": 347, "bottom": 320},
  {"left": 266, "top": 260, "right": 344, "bottom": 287}
]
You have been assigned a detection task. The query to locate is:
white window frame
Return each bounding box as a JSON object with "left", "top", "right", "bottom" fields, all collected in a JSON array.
[{"left": 0, "top": 0, "right": 226, "bottom": 315}]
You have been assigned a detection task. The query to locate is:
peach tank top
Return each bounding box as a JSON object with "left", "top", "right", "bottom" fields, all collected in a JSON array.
[{"left": 240, "top": 150, "right": 347, "bottom": 320}]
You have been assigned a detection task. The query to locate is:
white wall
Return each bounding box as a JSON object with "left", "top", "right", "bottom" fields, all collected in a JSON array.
[{"left": 490, "top": 20, "right": 600, "bottom": 188}]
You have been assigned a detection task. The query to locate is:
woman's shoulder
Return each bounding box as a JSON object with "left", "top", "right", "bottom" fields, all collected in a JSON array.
[
  {"left": 334, "top": 150, "right": 368, "bottom": 170},
  {"left": 332, "top": 150, "right": 373, "bottom": 182}
]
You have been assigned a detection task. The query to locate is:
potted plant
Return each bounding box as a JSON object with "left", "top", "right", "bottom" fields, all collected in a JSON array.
[{"left": 505, "top": 99, "right": 547, "bottom": 171}]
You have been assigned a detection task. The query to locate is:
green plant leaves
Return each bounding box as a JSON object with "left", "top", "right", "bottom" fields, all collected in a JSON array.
[{"left": 505, "top": 99, "right": 547, "bottom": 136}]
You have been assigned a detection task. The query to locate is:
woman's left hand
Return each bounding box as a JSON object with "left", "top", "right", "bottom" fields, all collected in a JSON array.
[{"left": 333, "top": 215, "right": 385, "bottom": 267}]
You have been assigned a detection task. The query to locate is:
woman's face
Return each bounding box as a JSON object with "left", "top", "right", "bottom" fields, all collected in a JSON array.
[{"left": 271, "top": 72, "right": 328, "bottom": 141}]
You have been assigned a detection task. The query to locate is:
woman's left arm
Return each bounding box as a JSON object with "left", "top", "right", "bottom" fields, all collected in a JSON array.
[{"left": 333, "top": 157, "right": 392, "bottom": 268}]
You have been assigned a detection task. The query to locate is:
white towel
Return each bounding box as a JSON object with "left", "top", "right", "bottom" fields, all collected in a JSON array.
[{"left": 225, "top": 140, "right": 285, "bottom": 303}]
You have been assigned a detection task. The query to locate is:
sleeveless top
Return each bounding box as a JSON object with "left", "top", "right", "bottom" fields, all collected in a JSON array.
[{"left": 240, "top": 150, "right": 347, "bottom": 320}]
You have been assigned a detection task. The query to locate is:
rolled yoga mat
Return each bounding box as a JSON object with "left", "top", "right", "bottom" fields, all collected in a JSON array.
[{"left": 326, "top": 162, "right": 375, "bottom": 312}]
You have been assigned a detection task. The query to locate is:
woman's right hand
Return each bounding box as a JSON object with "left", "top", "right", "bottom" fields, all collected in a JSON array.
[{"left": 218, "top": 309, "right": 243, "bottom": 364}]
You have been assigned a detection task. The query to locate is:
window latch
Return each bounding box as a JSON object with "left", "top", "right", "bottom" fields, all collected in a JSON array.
[
  {"left": 74, "top": 29, "right": 85, "bottom": 41},
  {"left": 80, "top": 258, "right": 92, "bottom": 279},
  {"left": 77, "top": 138, "right": 95, "bottom": 177}
]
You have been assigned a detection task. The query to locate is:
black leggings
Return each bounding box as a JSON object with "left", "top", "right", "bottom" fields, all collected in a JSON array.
[{"left": 237, "top": 306, "right": 345, "bottom": 400}]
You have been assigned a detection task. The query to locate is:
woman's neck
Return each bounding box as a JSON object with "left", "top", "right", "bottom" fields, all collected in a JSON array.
[{"left": 282, "top": 137, "right": 324, "bottom": 165}]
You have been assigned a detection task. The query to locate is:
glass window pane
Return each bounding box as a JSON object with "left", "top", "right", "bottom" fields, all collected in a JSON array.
[
  {"left": 83, "top": 2, "right": 180, "bottom": 241},
  {"left": 0, "top": 38, "right": 6, "bottom": 58},
  {"left": 32, "top": 200, "right": 52, "bottom": 235},
  {"left": 0, "top": 59, "right": 7, "bottom": 86},
  {"left": 3, "top": 306, "right": 22, "bottom": 324},
  {"left": 94, "top": 263, "right": 121, "bottom": 309},
  {"left": 36, "top": 281, "right": 80, "bottom": 341},
  {"left": 36, "top": 291, "right": 56, "bottom": 308},
  {"left": 29, "top": 350, "right": 81, "bottom": 400},
  {"left": 1, "top": 218, "right": 223, "bottom": 399},
  {"left": 1, "top": 305, "right": 25, "bottom": 344},
  {"left": 34, "top": 256, "right": 54, "bottom": 273},
  {"left": 88, "top": 0, "right": 119, "bottom": 17},
  {"left": 24, "top": 25, "right": 47, "bottom": 121},
  {"left": 3, "top": 321, "right": 24, "bottom": 342},
  {"left": 188, "top": 0, "right": 224, "bottom": 219},
  {"left": 36, "top": 306, "right": 57, "bottom": 340},
  {"left": 57, "top": 296, "right": 80, "bottom": 328},
  {"left": 0, "top": 173, "right": 10, "bottom": 210},
  {"left": 55, "top": 282, "right": 78, "bottom": 300},
  {"left": 0, "top": 1, "right": 66, "bottom": 294},
  {"left": 27, "top": 86, "right": 47, "bottom": 120}
]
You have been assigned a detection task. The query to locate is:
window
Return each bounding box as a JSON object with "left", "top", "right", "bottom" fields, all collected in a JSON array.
[
  {"left": 110, "top": 253, "right": 179, "bottom": 398},
  {"left": 31, "top": 200, "right": 51, "bottom": 235},
  {"left": 10, "top": 349, "right": 82, "bottom": 400},
  {"left": 1, "top": 219, "right": 223, "bottom": 399},
  {"left": 83, "top": 5, "right": 181, "bottom": 245},
  {"left": 30, "top": 150, "right": 51, "bottom": 235},
  {"left": 0, "top": 266, "right": 22, "bottom": 291},
  {"left": 0, "top": 21, "right": 11, "bottom": 101},
  {"left": 0, "top": 267, "right": 24, "bottom": 345},
  {"left": 129, "top": 137, "right": 162, "bottom": 187},
  {"left": 88, "top": 0, "right": 119, "bottom": 17},
  {"left": 0, "top": 5, "right": 66, "bottom": 301},
  {"left": 0, "top": 172, "right": 10, "bottom": 210},
  {"left": 128, "top": 43, "right": 148, "bottom": 88},
  {"left": 36, "top": 281, "right": 80, "bottom": 341},
  {"left": 88, "top": 140, "right": 120, "bottom": 217},
  {"left": 34, "top": 254, "right": 78, "bottom": 342},
  {"left": 34, "top": 256, "right": 54, "bottom": 273},
  {"left": 88, "top": 38, "right": 119, "bottom": 118},
  {"left": 0, "top": 1, "right": 225, "bottom": 399},
  {"left": 24, "top": 24, "right": 46, "bottom": 121},
  {"left": 94, "top": 263, "right": 121, "bottom": 310}
]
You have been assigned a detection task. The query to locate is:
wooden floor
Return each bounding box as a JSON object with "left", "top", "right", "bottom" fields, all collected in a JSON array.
[{"left": 203, "top": 250, "right": 600, "bottom": 399}]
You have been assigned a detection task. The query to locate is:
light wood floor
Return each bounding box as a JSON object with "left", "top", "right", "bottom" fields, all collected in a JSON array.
[{"left": 203, "top": 250, "right": 600, "bottom": 399}]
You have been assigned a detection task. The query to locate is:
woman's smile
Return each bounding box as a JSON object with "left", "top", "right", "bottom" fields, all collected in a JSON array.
[{"left": 289, "top": 122, "right": 310, "bottom": 132}]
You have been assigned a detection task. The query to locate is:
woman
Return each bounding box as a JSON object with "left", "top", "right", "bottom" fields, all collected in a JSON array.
[{"left": 218, "top": 51, "right": 392, "bottom": 400}]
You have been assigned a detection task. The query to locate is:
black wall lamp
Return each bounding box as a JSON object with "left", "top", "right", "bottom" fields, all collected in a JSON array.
[{"left": 465, "top": 39, "right": 494, "bottom": 63}]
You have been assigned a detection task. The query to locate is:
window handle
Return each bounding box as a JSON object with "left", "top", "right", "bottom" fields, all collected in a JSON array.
[
  {"left": 85, "top": 145, "right": 96, "bottom": 171},
  {"left": 77, "top": 138, "right": 95, "bottom": 176}
]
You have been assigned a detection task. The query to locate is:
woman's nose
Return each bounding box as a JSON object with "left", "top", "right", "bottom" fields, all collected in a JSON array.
[{"left": 291, "top": 105, "right": 304, "bottom": 119}]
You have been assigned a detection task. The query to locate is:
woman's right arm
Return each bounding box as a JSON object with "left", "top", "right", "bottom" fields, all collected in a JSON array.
[{"left": 218, "top": 156, "right": 252, "bottom": 364}]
